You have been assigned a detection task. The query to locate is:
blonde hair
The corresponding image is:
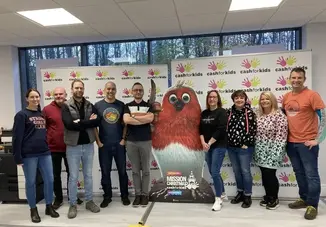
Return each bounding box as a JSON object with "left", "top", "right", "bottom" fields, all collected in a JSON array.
[{"left": 257, "top": 91, "right": 279, "bottom": 117}]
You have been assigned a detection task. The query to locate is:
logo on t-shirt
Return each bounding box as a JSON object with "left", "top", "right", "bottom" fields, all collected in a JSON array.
[
  {"left": 103, "top": 107, "right": 120, "bottom": 124},
  {"left": 285, "top": 100, "right": 300, "bottom": 117}
]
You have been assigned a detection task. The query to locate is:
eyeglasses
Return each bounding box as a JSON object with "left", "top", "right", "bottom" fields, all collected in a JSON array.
[{"left": 133, "top": 89, "right": 143, "bottom": 92}]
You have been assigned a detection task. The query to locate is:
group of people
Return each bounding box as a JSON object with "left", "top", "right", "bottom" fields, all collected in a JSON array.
[
  {"left": 201, "top": 67, "right": 325, "bottom": 220},
  {"left": 11, "top": 66, "right": 324, "bottom": 223},
  {"left": 12, "top": 80, "right": 153, "bottom": 223}
]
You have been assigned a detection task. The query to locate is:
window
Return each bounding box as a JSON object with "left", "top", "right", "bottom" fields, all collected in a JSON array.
[
  {"left": 150, "top": 36, "right": 220, "bottom": 64},
  {"left": 87, "top": 41, "right": 148, "bottom": 66},
  {"left": 26, "top": 46, "right": 81, "bottom": 89},
  {"left": 222, "top": 30, "right": 298, "bottom": 54}
]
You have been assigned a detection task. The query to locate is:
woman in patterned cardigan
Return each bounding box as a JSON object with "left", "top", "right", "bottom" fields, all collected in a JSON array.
[{"left": 254, "top": 91, "right": 288, "bottom": 210}]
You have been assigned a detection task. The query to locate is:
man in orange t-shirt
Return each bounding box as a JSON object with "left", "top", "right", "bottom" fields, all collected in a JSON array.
[{"left": 282, "top": 67, "right": 326, "bottom": 220}]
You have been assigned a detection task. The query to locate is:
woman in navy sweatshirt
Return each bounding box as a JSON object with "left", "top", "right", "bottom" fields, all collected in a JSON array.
[
  {"left": 199, "top": 90, "right": 228, "bottom": 211},
  {"left": 12, "top": 89, "right": 59, "bottom": 223},
  {"left": 226, "top": 90, "right": 257, "bottom": 208}
]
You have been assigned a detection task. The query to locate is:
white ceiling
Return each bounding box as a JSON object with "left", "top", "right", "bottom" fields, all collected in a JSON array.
[{"left": 0, "top": 0, "right": 325, "bottom": 47}]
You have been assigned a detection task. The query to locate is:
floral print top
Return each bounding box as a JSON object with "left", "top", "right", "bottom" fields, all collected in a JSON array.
[{"left": 253, "top": 109, "right": 288, "bottom": 169}]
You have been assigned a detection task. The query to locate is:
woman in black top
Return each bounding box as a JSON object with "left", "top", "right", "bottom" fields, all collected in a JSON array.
[{"left": 199, "top": 90, "right": 228, "bottom": 211}]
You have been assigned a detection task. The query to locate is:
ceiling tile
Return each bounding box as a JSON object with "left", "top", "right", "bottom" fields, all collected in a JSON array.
[
  {"left": 89, "top": 20, "right": 143, "bottom": 37},
  {"left": 309, "top": 10, "right": 326, "bottom": 23},
  {"left": 118, "top": 0, "right": 176, "bottom": 21},
  {"left": 8, "top": 27, "right": 60, "bottom": 38},
  {"left": 263, "top": 19, "right": 308, "bottom": 30},
  {"left": 269, "top": 5, "right": 325, "bottom": 22},
  {"left": 0, "top": 13, "right": 45, "bottom": 29},
  {"left": 0, "top": 30, "right": 23, "bottom": 42},
  {"left": 67, "top": 4, "right": 128, "bottom": 24},
  {"left": 179, "top": 13, "right": 225, "bottom": 35},
  {"left": 114, "top": 0, "right": 148, "bottom": 2},
  {"left": 49, "top": 24, "right": 102, "bottom": 37},
  {"left": 53, "top": 0, "right": 113, "bottom": 7},
  {"left": 134, "top": 17, "right": 181, "bottom": 37},
  {"left": 0, "top": 0, "right": 60, "bottom": 11},
  {"left": 174, "top": 0, "right": 231, "bottom": 16},
  {"left": 282, "top": 0, "right": 326, "bottom": 7}
]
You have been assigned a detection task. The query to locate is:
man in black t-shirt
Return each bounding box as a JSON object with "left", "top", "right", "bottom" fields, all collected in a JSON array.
[{"left": 123, "top": 82, "right": 154, "bottom": 207}]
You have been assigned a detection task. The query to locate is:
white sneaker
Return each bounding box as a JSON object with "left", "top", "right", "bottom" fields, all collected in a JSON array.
[
  {"left": 212, "top": 197, "right": 222, "bottom": 211},
  {"left": 221, "top": 192, "right": 228, "bottom": 201}
]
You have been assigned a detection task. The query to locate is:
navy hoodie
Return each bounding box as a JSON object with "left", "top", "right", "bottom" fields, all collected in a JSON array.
[
  {"left": 226, "top": 103, "right": 257, "bottom": 148},
  {"left": 12, "top": 108, "right": 50, "bottom": 164}
]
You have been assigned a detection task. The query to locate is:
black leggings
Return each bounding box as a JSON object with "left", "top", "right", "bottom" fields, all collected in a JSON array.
[{"left": 259, "top": 166, "right": 279, "bottom": 199}]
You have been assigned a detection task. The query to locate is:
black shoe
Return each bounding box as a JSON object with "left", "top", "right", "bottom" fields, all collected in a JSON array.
[
  {"left": 241, "top": 195, "right": 252, "bottom": 208},
  {"left": 77, "top": 198, "right": 83, "bottom": 205},
  {"left": 231, "top": 191, "right": 244, "bottom": 204},
  {"left": 266, "top": 198, "right": 280, "bottom": 210},
  {"left": 45, "top": 204, "right": 60, "bottom": 218},
  {"left": 100, "top": 198, "right": 112, "bottom": 208},
  {"left": 122, "top": 196, "right": 131, "bottom": 206},
  {"left": 259, "top": 196, "right": 268, "bottom": 207},
  {"left": 30, "top": 207, "right": 41, "bottom": 223},
  {"left": 52, "top": 199, "right": 63, "bottom": 210},
  {"left": 140, "top": 195, "right": 149, "bottom": 207},
  {"left": 133, "top": 195, "right": 141, "bottom": 207}
]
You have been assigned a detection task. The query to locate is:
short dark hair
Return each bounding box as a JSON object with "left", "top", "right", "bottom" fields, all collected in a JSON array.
[
  {"left": 290, "top": 67, "right": 306, "bottom": 79},
  {"left": 71, "top": 79, "right": 84, "bottom": 88},
  {"left": 132, "top": 82, "right": 143, "bottom": 89},
  {"left": 231, "top": 90, "right": 248, "bottom": 102},
  {"left": 206, "top": 90, "right": 222, "bottom": 109}
]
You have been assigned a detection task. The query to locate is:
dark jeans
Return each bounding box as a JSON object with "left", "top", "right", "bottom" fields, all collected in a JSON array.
[
  {"left": 259, "top": 166, "right": 279, "bottom": 199},
  {"left": 22, "top": 155, "right": 54, "bottom": 208},
  {"left": 228, "top": 146, "right": 253, "bottom": 196},
  {"left": 51, "top": 152, "right": 70, "bottom": 202},
  {"left": 205, "top": 147, "right": 226, "bottom": 197},
  {"left": 99, "top": 142, "right": 129, "bottom": 199},
  {"left": 287, "top": 142, "right": 320, "bottom": 208}
]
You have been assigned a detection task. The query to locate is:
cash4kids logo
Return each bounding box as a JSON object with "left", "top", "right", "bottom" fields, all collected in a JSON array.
[
  {"left": 207, "top": 61, "right": 236, "bottom": 76},
  {"left": 43, "top": 72, "right": 62, "bottom": 82},
  {"left": 275, "top": 75, "right": 292, "bottom": 92},
  {"left": 240, "top": 58, "right": 270, "bottom": 74},
  {"left": 44, "top": 90, "right": 54, "bottom": 100},
  {"left": 148, "top": 86, "right": 163, "bottom": 98},
  {"left": 175, "top": 63, "right": 203, "bottom": 78},
  {"left": 95, "top": 70, "right": 115, "bottom": 80},
  {"left": 69, "top": 71, "right": 89, "bottom": 81},
  {"left": 122, "top": 88, "right": 133, "bottom": 98},
  {"left": 178, "top": 79, "right": 203, "bottom": 95},
  {"left": 148, "top": 68, "right": 167, "bottom": 79},
  {"left": 121, "top": 69, "right": 140, "bottom": 80},
  {"left": 278, "top": 172, "right": 297, "bottom": 187}
]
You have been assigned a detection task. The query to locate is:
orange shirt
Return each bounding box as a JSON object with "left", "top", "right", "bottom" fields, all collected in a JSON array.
[{"left": 282, "top": 88, "right": 325, "bottom": 142}]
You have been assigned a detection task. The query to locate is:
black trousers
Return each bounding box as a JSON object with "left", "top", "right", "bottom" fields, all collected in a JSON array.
[
  {"left": 259, "top": 166, "right": 279, "bottom": 199},
  {"left": 52, "top": 152, "right": 69, "bottom": 202}
]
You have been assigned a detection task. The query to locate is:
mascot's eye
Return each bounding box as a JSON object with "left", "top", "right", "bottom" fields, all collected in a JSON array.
[
  {"left": 182, "top": 93, "right": 190, "bottom": 103},
  {"left": 169, "top": 94, "right": 178, "bottom": 104}
]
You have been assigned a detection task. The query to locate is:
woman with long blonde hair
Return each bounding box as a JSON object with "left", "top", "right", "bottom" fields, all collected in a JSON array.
[{"left": 253, "top": 91, "right": 288, "bottom": 210}]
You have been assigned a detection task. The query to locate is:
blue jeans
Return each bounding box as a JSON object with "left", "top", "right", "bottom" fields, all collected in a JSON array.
[
  {"left": 22, "top": 155, "right": 54, "bottom": 208},
  {"left": 287, "top": 142, "right": 320, "bottom": 207},
  {"left": 228, "top": 146, "right": 253, "bottom": 196},
  {"left": 99, "top": 142, "right": 129, "bottom": 199},
  {"left": 205, "top": 148, "right": 226, "bottom": 197},
  {"left": 67, "top": 143, "right": 94, "bottom": 205}
]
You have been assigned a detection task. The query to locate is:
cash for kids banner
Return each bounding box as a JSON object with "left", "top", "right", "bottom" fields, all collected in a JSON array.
[
  {"left": 167, "top": 50, "right": 312, "bottom": 199},
  {"left": 40, "top": 65, "right": 168, "bottom": 196}
]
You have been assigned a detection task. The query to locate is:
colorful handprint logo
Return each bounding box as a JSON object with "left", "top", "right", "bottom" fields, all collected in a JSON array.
[
  {"left": 97, "top": 89, "right": 103, "bottom": 96},
  {"left": 151, "top": 160, "right": 158, "bottom": 168},
  {"left": 45, "top": 90, "right": 54, "bottom": 98},
  {"left": 149, "top": 87, "right": 161, "bottom": 94},
  {"left": 277, "top": 95, "right": 284, "bottom": 104},
  {"left": 208, "top": 61, "right": 227, "bottom": 71},
  {"left": 151, "top": 178, "right": 157, "bottom": 185},
  {"left": 122, "top": 69, "right": 135, "bottom": 77},
  {"left": 148, "top": 69, "right": 160, "bottom": 76},
  {"left": 123, "top": 88, "right": 132, "bottom": 95},
  {"left": 221, "top": 97, "right": 227, "bottom": 105},
  {"left": 277, "top": 56, "right": 297, "bottom": 67},
  {"left": 248, "top": 96, "right": 259, "bottom": 107},
  {"left": 223, "top": 154, "right": 229, "bottom": 162},
  {"left": 221, "top": 171, "right": 229, "bottom": 181},
  {"left": 70, "top": 71, "right": 81, "bottom": 78},
  {"left": 126, "top": 161, "right": 132, "bottom": 169},
  {"left": 176, "top": 63, "right": 194, "bottom": 73},
  {"left": 44, "top": 71, "right": 55, "bottom": 79},
  {"left": 128, "top": 179, "right": 133, "bottom": 187},
  {"left": 242, "top": 76, "right": 261, "bottom": 88},
  {"left": 77, "top": 180, "right": 84, "bottom": 189},
  {"left": 208, "top": 79, "right": 227, "bottom": 89},
  {"left": 241, "top": 58, "right": 260, "bottom": 69},
  {"left": 276, "top": 75, "right": 291, "bottom": 86},
  {"left": 252, "top": 172, "right": 261, "bottom": 182},
  {"left": 184, "top": 80, "right": 194, "bottom": 88},
  {"left": 283, "top": 155, "right": 289, "bottom": 163},
  {"left": 96, "top": 70, "right": 108, "bottom": 78},
  {"left": 279, "top": 172, "right": 296, "bottom": 183}
]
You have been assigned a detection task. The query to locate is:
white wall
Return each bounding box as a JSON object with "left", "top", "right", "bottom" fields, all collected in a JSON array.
[
  {"left": 0, "top": 46, "right": 21, "bottom": 129},
  {"left": 303, "top": 22, "right": 326, "bottom": 195}
]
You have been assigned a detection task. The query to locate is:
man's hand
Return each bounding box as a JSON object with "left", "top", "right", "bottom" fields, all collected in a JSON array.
[
  {"left": 97, "top": 141, "right": 104, "bottom": 148},
  {"left": 304, "top": 140, "right": 318, "bottom": 149},
  {"left": 120, "top": 139, "right": 125, "bottom": 146},
  {"left": 241, "top": 145, "right": 248, "bottom": 149},
  {"left": 202, "top": 142, "right": 210, "bottom": 151},
  {"left": 89, "top": 113, "right": 97, "bottom": 120},
  {"left": 73, "top": 119, "right": 80, "bottom": 123}
]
